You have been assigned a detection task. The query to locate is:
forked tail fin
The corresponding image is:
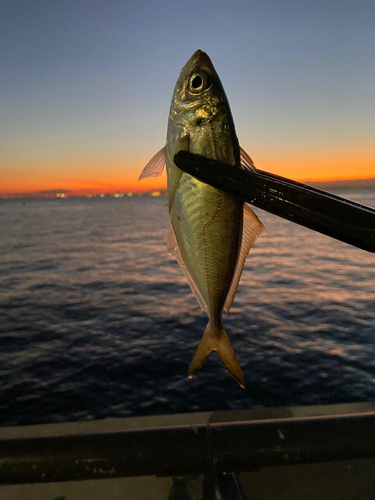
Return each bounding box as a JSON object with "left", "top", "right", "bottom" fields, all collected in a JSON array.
[{"left": 187, "top": 321, "right": 245, "bottom": 388}]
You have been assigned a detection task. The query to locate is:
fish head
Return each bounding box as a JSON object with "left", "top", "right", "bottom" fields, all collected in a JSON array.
[{"left": 169, "top": 50, "right": 231, "bottom": 130}]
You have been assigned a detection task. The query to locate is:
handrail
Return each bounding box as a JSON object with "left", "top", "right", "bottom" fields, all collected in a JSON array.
[{"left": 1, "top": 402, "right": 375, "bottom": 485}]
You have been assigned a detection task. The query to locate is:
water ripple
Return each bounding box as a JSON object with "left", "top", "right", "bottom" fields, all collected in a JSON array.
[{"left": 1, "top": 193, "right": 375, "bottom": 426}]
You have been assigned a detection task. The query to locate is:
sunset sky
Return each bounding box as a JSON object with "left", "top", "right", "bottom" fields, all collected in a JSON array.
[{"left": 1, "top": 0, "right": 374, "bottom": 195}]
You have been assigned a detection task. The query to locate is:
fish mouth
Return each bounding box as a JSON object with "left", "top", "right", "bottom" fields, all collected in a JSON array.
[{"left": 187, "top": 50, "right": 215, "bottom": 73}]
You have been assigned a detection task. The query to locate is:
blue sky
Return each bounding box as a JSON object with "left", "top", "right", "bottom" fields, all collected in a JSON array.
[{"left": 1, "top": 0, "right": 375, "bottom": 193}]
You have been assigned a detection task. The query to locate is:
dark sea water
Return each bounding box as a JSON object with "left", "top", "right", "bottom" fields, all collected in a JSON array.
[{"left": 1, "top": 192, "right": 375, "bottom": 427}]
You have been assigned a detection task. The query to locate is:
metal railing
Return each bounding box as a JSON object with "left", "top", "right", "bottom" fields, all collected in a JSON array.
[{"left": 1, "top": 402, "right": 375, "bottom": 485}]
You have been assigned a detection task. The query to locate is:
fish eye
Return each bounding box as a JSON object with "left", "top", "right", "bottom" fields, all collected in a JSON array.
[
  {"left": 188, "top": 72, "right": 211, "bottom": 94},
  {"left": 191, "top": 75, "right": 203, "bottom": 89}
]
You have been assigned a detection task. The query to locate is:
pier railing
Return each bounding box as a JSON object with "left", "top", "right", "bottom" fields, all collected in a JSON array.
[{"left": 1, "top": 402, "right": 375, "bottom": 485}]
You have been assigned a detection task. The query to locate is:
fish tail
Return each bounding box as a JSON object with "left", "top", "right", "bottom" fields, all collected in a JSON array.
[{"left": 188, "top": 321, "right": 245, "bottom": 388}]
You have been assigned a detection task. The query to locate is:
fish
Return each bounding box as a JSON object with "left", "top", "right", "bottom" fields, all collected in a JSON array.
[{"left": 139, "top": 50, "right": 266, "bottom": 387}]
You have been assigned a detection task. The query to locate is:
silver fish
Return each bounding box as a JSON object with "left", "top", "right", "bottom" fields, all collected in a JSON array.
[{"left": 139, "top": 50, "right": 266, "bottom": 387}]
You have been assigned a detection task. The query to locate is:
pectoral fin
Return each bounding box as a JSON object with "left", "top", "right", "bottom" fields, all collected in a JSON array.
[
  {"left": 139, "top": 147, "right": 166, "bottom": 180},
  {"left": 224, "top": 203, "right": 267, "bottom": 314}
]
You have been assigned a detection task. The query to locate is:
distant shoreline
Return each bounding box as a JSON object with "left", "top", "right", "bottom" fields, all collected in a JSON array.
[
  {"left": 309, "top": 178, "right": 375, "bottom": 190},
  {"left": 1, "top": 178, "right": 375, "bottom": 199}
]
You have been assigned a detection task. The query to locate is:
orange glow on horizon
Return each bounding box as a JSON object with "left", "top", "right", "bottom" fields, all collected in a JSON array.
[
  {"left": 0, "top": 158, "right": 167, "bottom": 196},
  {"left": 249, "top": 147, "right": 375, "bottom": 184},
  {"left": 1, "top": 148, "right": 374, "bottom": 196}
]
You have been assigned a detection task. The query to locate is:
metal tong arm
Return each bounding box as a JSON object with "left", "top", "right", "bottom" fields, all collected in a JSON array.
[{"left": 174, "top": 151, "right": 375, "bottom": 253}]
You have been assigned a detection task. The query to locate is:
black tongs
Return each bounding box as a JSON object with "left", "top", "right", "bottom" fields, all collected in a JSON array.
[{"left": 174, "top": 151, "right": 375, "bottom": 253}]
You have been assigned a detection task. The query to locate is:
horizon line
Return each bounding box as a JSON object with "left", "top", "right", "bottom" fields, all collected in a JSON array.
[{"left": 2, "top": 176, "right": 375, "bottom": 198}]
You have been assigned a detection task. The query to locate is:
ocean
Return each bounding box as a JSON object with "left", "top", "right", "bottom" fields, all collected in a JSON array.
[{"left": 1, "top": 192, "right": 375, "bottom": 427}]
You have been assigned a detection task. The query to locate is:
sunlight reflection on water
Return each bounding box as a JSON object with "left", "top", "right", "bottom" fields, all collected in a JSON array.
[{"left": 0, "top": 191, "right": 375, "bottom": 425}]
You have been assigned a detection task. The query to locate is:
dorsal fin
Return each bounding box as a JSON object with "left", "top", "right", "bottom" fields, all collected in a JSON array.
[
  {"left": 223, "top": 203, "right": 267, "bottom": 313},
  {"left": 240, "top": 146, "right": 257, "bottom": 172}
]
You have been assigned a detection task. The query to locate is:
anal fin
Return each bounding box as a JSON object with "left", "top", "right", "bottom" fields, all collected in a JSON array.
[{"left": 167, "top": 223, "right": 207, "bottom": 311}]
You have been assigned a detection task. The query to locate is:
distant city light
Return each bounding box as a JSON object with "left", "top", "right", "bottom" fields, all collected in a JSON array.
[{"left": 151, "top": 191, "right": 160, "bottom": 196}]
